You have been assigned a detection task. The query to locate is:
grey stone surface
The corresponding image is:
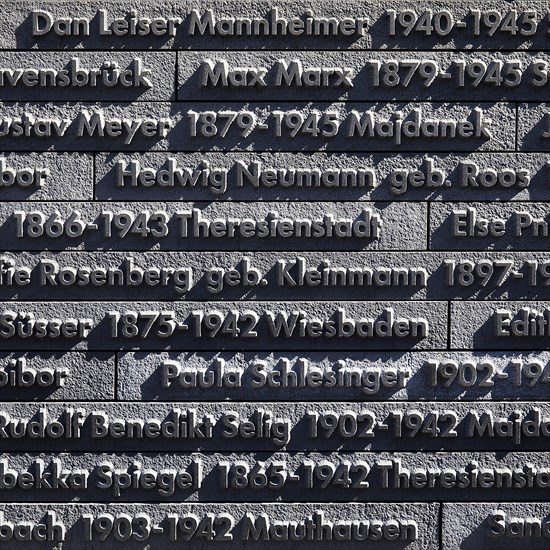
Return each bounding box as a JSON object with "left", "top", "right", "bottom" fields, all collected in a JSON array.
[
  {"left": 4, "top": 250, "right": 550, "bottom": 301},
  {"left": 0, "top": 101, "right": 514, "bottom": 151},
  {"left": 0, "top": 0, "right": 376, "bottom": 50},
  {"left": 430, "top": 202, "right": 550, "bottom": 250},
  {"left": 0, "top": 400, "right": 547, "bottom": 452},
  {"left": 443, "top": 502, "right": 550, "bottom": 550},
  {"left": 0, "top": 502, "right": 438, "bottom": 548},
  {"left": 0, "top": 300, "right": 447, "bottom": 351},
  {"left": 2, "top": 451, "right": 550, "bottom": 503},
  {"left": 179, "top": 51, "right": 550, "bottom": 102},
  {"left": 2, "top": 0, "right": 550, "bottom": 51},
  {"left": 0, "top": 52, "right": 175, "bottom": 101},
  {"left": 95, "top": 152, "right": 547, "bottom": 202},
  {"left": 0, "top": 153, "right": 91, "bottom": 200},
  {"left": 0, "top": 1, "right": 544, "bottom": 546},
  {"left": 0, "top": 352, "right": 113, "bottom": 400},
  {"left": 451, "top": 301, "right": 550, "bottom": 350},
  {"left": 0, "top": 250, "right": 436, "bottom": 301},
  {"left": 117, "top": 350, "right": 550, "bottom": 401},
  {"left": 0, "top": 201, "right": 425, "bottom": 251},
  {"left": 518, "top": 103, "right": 550, "bottom": 151}
]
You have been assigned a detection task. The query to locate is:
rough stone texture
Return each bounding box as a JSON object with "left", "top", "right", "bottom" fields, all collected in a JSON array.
[
  {"left": 0, "top": 352, "right": 113, "bottom": 400},
  {"left": 0, "top": 101, "right": 514, "bottom": 151},
  {"left": 0, "top": 503, "right": 438, "bottom": 548},
  {"left": 2, "top": 0, "right": 550, "bottom": 51},
  {"left": 1, "top": 452, "right": 549, "bottom": 503},
  {"left": 0, "top": 300, "right": 447, "bottom": 351},
  {"left": 179, "top": 51, "right": 550, "bottom": 102},
  {"left": 430, "top": 202, "right": 550, "bottom": 250},
  {"left": 451, "top": 300, "right": 550, "bottom": 350},
  {"left": 0, "top": 152, "right": 91, "bottom": 200},
  {"left": 96, "top": 152, "right": 550, "bottom": 202},
  {"left": 0, "top": 52, "right": 175, "bottom": 101},
  {"left": 0, "top": 400, "right": 546, "bottom": 452},
  {"left": 5, "top": 250, "right": 550, "bottom": 301},
  {"left": 0, "top": 250, "right": 437, "bottom": 301},
  {"left": 518, "top": 103, "right": 550, "bottom": 151},
  {"left": 0, "top": 200, "right": 425, "bottom": 251},
  {"left": 443, "top": 503, "right": 550, "bottom": 549},
  {"left": 0, "top": 1, "right": 545, "bottom": 547},
  {"left": 117, "top": 350, "right": 550, "bottom": 401}
]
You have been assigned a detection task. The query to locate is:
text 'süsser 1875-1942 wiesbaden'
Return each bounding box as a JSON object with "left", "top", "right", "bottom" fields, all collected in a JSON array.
[{"left": 2, "top": 1, "right": 550, "bottom": 548}]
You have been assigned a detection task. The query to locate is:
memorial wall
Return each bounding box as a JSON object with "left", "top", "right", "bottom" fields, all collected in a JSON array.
[{"left": 0, "top": 1, "right": 550, "bottom": 548}]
